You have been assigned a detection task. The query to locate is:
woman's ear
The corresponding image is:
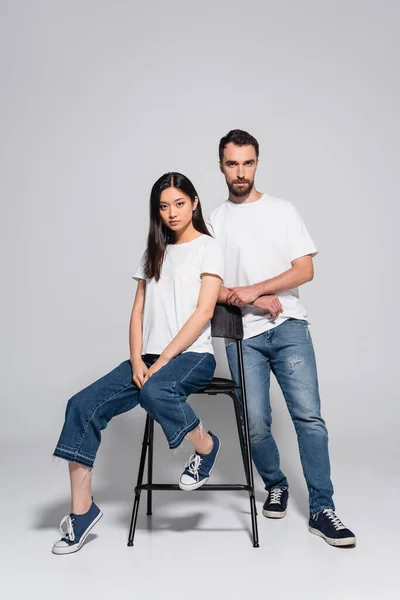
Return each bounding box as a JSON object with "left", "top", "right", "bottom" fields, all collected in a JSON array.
[{"left": 193, "top": 196, "right": 199, "bottom": 211}]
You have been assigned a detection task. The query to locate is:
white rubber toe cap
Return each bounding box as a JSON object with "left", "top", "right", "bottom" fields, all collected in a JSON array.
[
  {"left": 179, "top": 474, "right": 209, "bottom": 491},
  {"left": 53, "top": 540, "right": 69, "bottom": 549},
  {"left": 52, "top": 539, "right": 78, "bottom": 555}
]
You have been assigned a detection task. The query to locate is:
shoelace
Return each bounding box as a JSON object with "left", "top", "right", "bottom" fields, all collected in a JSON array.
[
  {"left": 184, "top": 453, "right": 202, "bottom": 482},
  {"left": 322, "top": 509, "right": 346, "bottom": 531},
  {"left": 59, "top": 515, "right": 75, "bottom": 542},
  {"left": 269, "top": 488, "right": 284, "bottom": 504}
]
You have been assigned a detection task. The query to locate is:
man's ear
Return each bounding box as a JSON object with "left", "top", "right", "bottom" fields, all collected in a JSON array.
[{"left": 219, "top": 161, "right": 224, "bottom": 173}]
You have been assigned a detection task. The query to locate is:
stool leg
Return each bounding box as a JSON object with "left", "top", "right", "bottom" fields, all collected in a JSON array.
[
  {"left": 230, "top": 392, "right": 249, "bottom": 482},
  {"left": 237, "top": 340, "right": 260, "bottom": 548},
  {"left": 128, "top": 415, "right": 151, "bottom": 546},
  {"left": 147, "top": 417, "right": 154, "bottom": 516}
]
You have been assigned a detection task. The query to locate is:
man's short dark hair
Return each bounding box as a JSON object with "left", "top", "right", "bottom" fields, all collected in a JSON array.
[{"left": 219, "top": 129, "right": 259, "bottom": 162}]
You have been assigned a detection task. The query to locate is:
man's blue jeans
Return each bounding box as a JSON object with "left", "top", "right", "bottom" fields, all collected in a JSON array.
[
  {"left": 226, "top": 318, "right": 334, "bottom": 515},
  {"left": 53, "top": 352, "right": 216, "bottom": 468}
]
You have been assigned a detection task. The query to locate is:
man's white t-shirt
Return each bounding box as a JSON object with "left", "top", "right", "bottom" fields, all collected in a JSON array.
[
  {"left": 133, "top": 234, "right": 224, "bottom": 355},
  {"left": 207, "top": 194, "right": 317, "bottom": 340}
]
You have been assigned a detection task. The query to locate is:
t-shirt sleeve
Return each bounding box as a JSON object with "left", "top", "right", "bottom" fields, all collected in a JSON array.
[
  {"left": 200, "top": 239, "right": 224, "bottom": 280},
  {"left": 132, "top": 251, "right": 147, "bottom": 281},
  {"left": 286, "top": 204, "right": 318, "bottom": 262},
  {"left": 205, "top": 216, "right": 215, "bottom": 236}
]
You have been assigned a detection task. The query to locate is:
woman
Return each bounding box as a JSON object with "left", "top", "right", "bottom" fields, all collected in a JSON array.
[{"left": 52, "top": 172, "right": 224, "bottom": 555}]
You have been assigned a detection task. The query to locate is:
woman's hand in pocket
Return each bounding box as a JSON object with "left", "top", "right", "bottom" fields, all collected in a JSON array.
[{"left": 131, "top": 358, "right": 148, "bottom": 389}]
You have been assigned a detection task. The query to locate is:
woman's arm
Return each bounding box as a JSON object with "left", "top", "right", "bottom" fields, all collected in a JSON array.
[
  {"left": 218, "top": 285, "right": 230, "bottom": 303},
  {"left": 162, "top": 273, "right": 222, "bottom": 360},
  {"left": 142, "top": 274, "right": 222, "bottom": 382},
  {"left": 129, "top": 279, "right": 148, "bottom": 388}
]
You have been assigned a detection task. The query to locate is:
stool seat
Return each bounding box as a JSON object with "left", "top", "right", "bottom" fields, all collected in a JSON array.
[{"left": 200, "top": 377, "right": 237, "bottom": 394}]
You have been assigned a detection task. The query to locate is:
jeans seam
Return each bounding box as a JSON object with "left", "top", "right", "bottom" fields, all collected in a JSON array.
[
  {"left": 168, "top": 414, "right": 199, "bottom": 445},
  {"left": 75, "top": 382, "right": 133, "bottom": 456},
  {"left": 53, "top": 448, "right": 95, "bottom": 468},
  {"left": 55, "top": 443, "right": 96, "bottom": 460},
  {"left": 170, "top": 380, "right": 189, "bottom": 427},
  {"left": 181, "top": 353, "right": 209, "bottom": 383},
  {"left": 168, "top": 415, "right": 200, "bottom": 448}
]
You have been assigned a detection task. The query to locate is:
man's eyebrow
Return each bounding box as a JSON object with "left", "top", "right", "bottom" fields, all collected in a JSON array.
[{"left": 225, "top": 159, "right": 255, "bottom": 164}]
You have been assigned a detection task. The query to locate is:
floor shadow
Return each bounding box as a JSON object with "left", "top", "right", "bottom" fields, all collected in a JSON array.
[
  {"left": 134, "top": 511, "right": 205, "bottom": 533},
  {"left": 83, "top": 533, "right": 98, "bottom": 546}
]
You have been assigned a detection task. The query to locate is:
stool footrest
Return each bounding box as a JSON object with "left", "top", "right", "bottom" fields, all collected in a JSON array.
[{"left": 135, "top": 483, "right": 254, "bottom": 492}]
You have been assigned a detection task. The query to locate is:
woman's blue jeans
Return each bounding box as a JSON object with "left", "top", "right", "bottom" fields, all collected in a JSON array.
[
  {"left": 53, "top": 352, "right": 216, "bottom": 468},
  {"left": 226, "top": 318, "right": 334, "bottom": 515}
]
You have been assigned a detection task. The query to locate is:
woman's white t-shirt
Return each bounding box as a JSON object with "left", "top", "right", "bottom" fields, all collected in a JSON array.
[{"left": 133, "top": 234, "right": 224, "bottom": 355}]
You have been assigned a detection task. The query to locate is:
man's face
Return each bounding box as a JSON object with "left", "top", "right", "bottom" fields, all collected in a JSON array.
[{"left": 220, "top": 143, "right": 258, "bottom": 198}]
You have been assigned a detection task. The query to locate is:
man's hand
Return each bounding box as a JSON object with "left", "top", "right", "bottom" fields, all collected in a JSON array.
[
  {"left": 227, "top": 284, "right": 261, "bottom": 307},
  {"left": 131, "top": 358, "right": 149, "bottom": 389},
  {"left": 142, "top": 355, "right": 170, "bottom": 385},
  {"left": 253, "top": 295, "right": 283, "bottom": 319}
]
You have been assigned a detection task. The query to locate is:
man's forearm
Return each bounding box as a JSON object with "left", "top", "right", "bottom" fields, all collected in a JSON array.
[
  {"left": 221, "top": 259, "right": 313, "bottom": 307},
  {"left": 255, "top": 264, "right": 313, "bottom": 297}
]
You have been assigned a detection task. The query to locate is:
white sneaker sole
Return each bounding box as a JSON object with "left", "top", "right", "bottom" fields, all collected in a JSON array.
[
  {"left": 308, "top": 526, "right": 356, "bottom": 547},
  {"left": 52, "top": 511, "right": 103, "bottom": 555},
  {"left": 178, "top": 440, "right": 221, "bottom": 491},
  {"left": 262, "top": 508, "right": 287, "bottom": 519}
]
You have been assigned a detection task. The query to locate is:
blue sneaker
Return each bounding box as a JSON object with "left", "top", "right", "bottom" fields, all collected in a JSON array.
[
  {"left": 262, "top": 487, "right": 289, "bottom": 519},
  {"left": 179, "top": 431, "right": 221, "bottom": 491},
  {"left": 309, "top": 509, "right": 356, "bottom": 547},
  {"left": 52, "top": 500, "right": 103, "bottom": 555}
]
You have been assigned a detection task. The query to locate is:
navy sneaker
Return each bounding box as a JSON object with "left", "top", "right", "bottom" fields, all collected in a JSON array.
[
  {"left": 52, "top": 500, "right": 103, "bottom": 555},
  {"left": 179, "top": 431, "right": 221, "bottom": 491},
  {"left": 309, "top": 509, "right": 356, "bottom": 547},
  {"left": 262, "top": 487, "right": 289, "bottom": 519}
]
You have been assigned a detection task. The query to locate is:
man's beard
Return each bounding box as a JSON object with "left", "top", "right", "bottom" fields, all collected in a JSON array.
[{"left": 227, "top": 179, "right": 254, "bottom": 198}]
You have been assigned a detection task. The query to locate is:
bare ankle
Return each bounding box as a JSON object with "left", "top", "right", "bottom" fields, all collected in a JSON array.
[
  {"left": 69, "top": 462, "right": 93, "bottom": 515},
  {"left": 195, "top": 432, "right": 213, "bottom": 455},
  {"left": 71, "top": 498, "right": 92, "bottom": 515}
]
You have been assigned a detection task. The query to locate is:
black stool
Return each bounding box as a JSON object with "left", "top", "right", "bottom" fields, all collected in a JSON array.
[{"left": 127, "top": 303, "right": 259, "bottom": 548}]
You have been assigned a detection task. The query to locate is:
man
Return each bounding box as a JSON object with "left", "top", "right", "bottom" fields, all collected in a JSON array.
[{"left": 207, "top": 129, "right": 356, "bottom": 547}]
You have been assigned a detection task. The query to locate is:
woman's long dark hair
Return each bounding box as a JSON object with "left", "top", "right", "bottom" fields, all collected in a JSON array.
[{"left": 144, "top": 172, "right": 210, "bottom": 281}]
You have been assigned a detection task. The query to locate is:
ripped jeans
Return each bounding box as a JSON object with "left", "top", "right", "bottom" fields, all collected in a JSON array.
[
  {"left": 53, "top": 352, "right": 216, "bottom": 469},
  {"left": 226, "top": 318, "right": 334, "bottom": 515}
]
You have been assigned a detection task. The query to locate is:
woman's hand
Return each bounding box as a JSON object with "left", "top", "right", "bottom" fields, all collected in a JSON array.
[
  {"left": 131, "top": 358, "right": 149, "bottom": 389},
  {"left": 142, "top": 355, "right": 170, "bottom": 385},
  {"left": 253, "top": 295, "right": 284, "bottom": 319}
]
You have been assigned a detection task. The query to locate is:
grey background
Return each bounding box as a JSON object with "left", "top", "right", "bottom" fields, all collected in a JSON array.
[{"left": 1, "top": 1, "right": 399, "bottom": 598}]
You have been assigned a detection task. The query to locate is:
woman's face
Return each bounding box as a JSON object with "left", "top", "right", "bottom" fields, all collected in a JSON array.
[{"left": 159, "top": 187, "right": 198, "bottom": 233}]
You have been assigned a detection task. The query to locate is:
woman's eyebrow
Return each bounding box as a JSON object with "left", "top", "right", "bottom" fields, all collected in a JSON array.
[{"left": 160, "top": 197, "right": 186, "bottom": 205}]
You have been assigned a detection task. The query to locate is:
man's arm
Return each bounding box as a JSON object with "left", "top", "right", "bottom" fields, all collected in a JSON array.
[
  {"left": 226, "top": 255, "right": 314, "bottom": 307},
  {"left": 257, "top": 255, "right": 313, "bottom": 296}
]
